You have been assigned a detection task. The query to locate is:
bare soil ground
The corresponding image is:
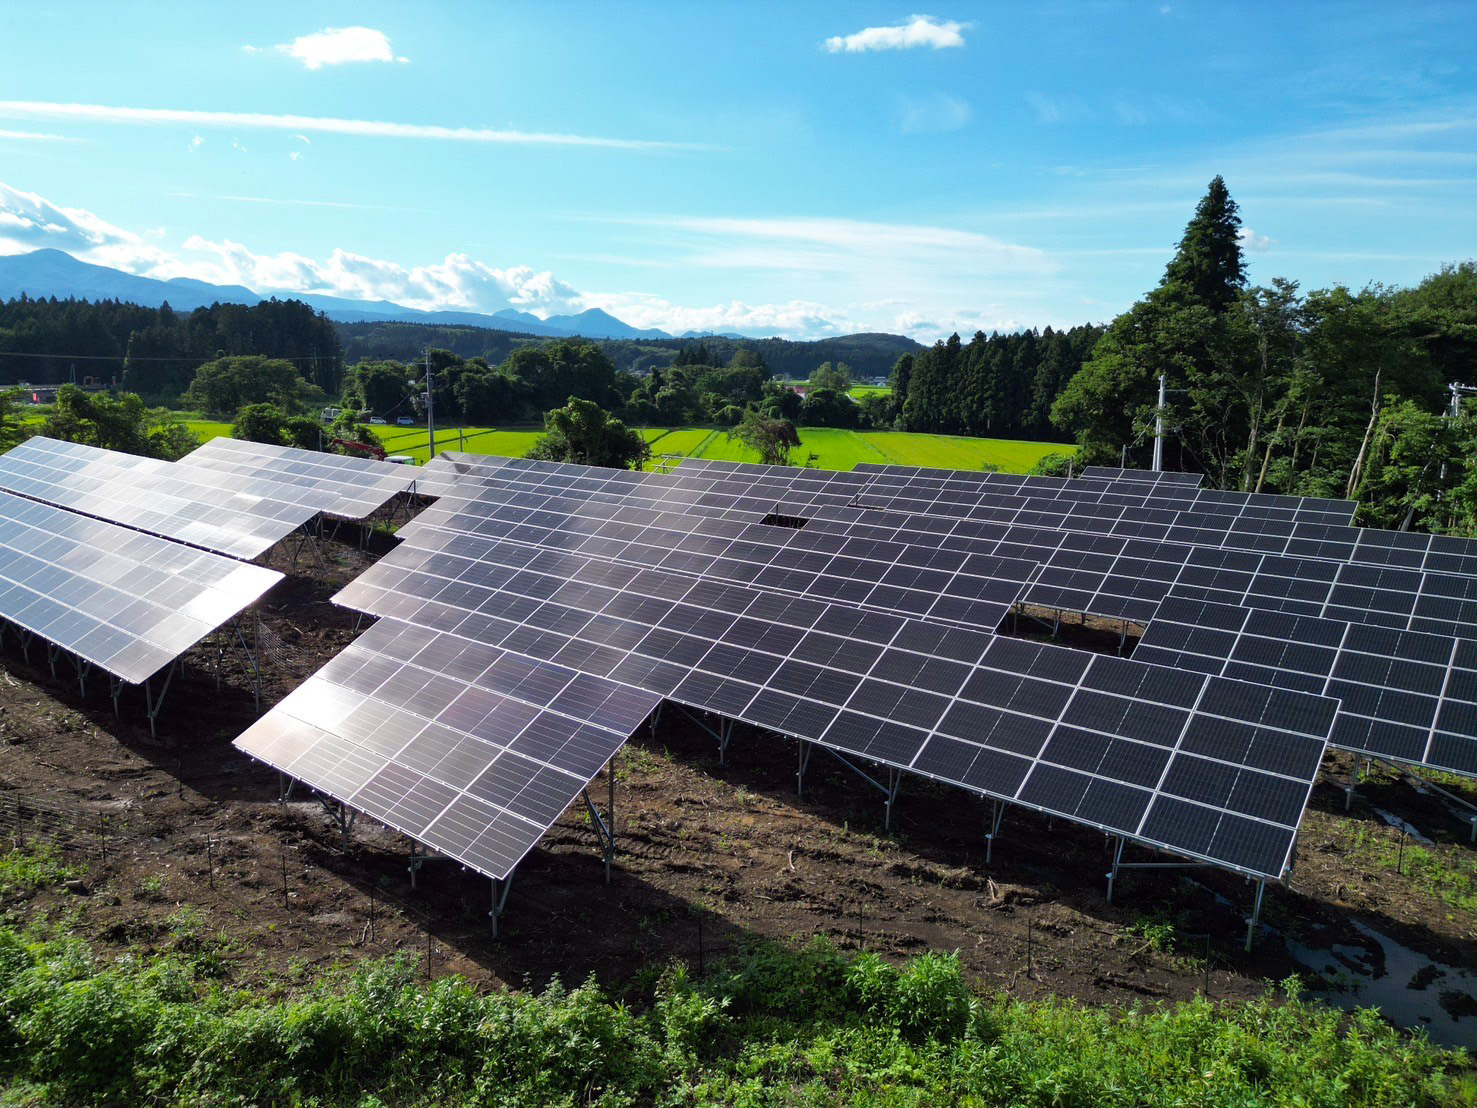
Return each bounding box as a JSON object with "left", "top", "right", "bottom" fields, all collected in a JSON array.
[{"left": 0, "top": 555, "right": 1472, "bottom": 1035}]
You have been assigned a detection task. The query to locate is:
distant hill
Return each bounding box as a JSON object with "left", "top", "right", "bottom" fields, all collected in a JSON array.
[
  {"left": 0, "top": 249, "right": 260, "bottom": 312},
  {"left": 337, "top": 320, "right": 925, "bottom": 380},
  {"left": 0, "top": 249, "right": 677, "bottom": 340}
]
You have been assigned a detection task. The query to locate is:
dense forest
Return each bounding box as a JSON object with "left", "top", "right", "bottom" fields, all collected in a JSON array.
[
  {"left": 892, "top": 324, "right": 1105, "bottom": 440},
  {"left": 0, "top": 296, "right": 342, "bottom": 398},
  {"left": 335, "top": 322, "right": 922, "bottom": 381}
]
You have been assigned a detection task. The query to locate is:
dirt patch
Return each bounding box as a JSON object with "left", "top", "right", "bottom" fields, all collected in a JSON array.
[{"left": 0, "top": 565, "right": 1473, "bottom": 1021}]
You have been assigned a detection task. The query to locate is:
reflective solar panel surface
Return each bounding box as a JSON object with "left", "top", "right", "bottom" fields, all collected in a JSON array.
[
  {"left": 179, "top": 436, "right": 420, "bottom": 520},
  {"left": 234, "top": 616, "right": 659, "bottom": 880},
  {"left": 0, "top": 437, "right": 320, "bottom": 560},
  {"left": 0, "top": 489, "right": 282, "bottom": 682},
  {"left": 330, "top": 495, "right": 1338, "bottom": 880},
  {"left": 1082, "top": 466, "right": 1205, "bottom": 487},
  {"left": 1135, "top": 594, "right": 1477, "bottom": 775}
]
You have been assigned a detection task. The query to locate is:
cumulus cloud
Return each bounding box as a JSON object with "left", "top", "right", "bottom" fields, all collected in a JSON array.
[
  {"left": 169, "top": 235, "right": 582, "bottom": 314},
  {"left": 1239, "top": 226, "right": 1274, "bottom": 252},
  {"left": 0, "top": 181, "right": 170, "bottom": 270},
  {"left": 0, "top": 181, "right": 1009, "bottom": 340},
  {"left": 824, "top": 15, "right": 968, "bottom": 54},
  {"left": 273, "top": 26, "right": 409, "bottom": 70}
]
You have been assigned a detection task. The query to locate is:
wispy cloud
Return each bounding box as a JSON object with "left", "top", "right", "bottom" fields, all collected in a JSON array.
[
  {"left": 897, "top": 91, "right": 972, "bottom": 134},
  {"left": 0, "top": 101, "right": 717, "bottom": 152},
  {"left": 171, "top": 191, "right": 430, "bottom": 213},
  {"left": 824, "top": 15, "right": 968, "bottom": 54},
  {"left": 271, "top": 26, "right": 409, "bottom": 70},
  {"left": 0, "top": 129, "right": 72, "bottom": 142}
]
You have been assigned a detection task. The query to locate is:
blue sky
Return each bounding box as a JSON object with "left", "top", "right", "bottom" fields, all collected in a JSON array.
[{"left": 0, "top": 2, "right": 1473, "bottom": 339}]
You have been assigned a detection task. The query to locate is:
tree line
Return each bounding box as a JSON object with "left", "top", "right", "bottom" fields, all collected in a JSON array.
[
  {"left": 0, "top": 295, "right": 343, "bottom": 398},
  {"left": 1041, "top": 176, "right": 1477, "bottom": 532}
]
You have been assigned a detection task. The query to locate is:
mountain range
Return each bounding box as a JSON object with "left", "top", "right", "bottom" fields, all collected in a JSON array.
[{"left": 0, "top": 249, "right": 750, "bottom": 341}]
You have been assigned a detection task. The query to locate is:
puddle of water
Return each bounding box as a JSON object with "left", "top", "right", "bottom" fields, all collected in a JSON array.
[{"left": 1287, "top": 918, "right": 1477, "bottom": 1050}]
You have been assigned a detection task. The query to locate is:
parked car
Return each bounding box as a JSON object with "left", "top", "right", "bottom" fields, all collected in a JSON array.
[
  {"left": 396, "top": 417, "right": 414, "bottom": 426},
  {"left": 368, "top": 417, "right": 387, "bottom": 425}
]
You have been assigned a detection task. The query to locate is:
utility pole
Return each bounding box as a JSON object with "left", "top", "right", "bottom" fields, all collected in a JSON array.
[
  {"left": 424, "top": 349, "right": 437, "bottom": 460},
  {"left": 1151, "top": 373, "right": 1167, "bottom": 472}
]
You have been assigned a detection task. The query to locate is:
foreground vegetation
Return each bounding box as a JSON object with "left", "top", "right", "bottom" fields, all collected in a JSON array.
[{"left": 0, "top": 912, "right": 1466, "bottom": 1106}]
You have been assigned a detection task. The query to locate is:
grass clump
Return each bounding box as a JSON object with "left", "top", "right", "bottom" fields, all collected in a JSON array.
[{"left": 0, "top": 921, "right": 1464, "bottom": 1106}]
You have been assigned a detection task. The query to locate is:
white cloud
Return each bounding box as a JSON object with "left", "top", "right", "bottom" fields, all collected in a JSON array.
[
  {"left": 0, "top": 181, "right": 170, "bottom": 270},
  {"left": 273, "top": 26, "right": 409, "bottom": 70},
  {"left": 289, "top": 151, "right": 302, "bottom": 162},
  {"left": 824, "top": 15, "right": 968, "bottom": 53},
  {"left": 168, "top": 235, "right": 582, "bottom": 315},
  {"left": 293, "top": 133, "right": 310, "bottom": 144},
  {"left": 0, "top": 129, "right": 71, "bottom": 142},
  {"left": 897, "top": 91, "right": 972, "bottom": 134},
  {"left": 1239, "top": 226, "right": 1274, "bottom": 252},
  {"left": 0, "top": 100, "right": 715, "bottom": 152},
  {"left": 188, "top": 134, "right": 204, "bottom": 152},
  {"left": 0, "top": 181, "right": 1045, "bottom": 340}
]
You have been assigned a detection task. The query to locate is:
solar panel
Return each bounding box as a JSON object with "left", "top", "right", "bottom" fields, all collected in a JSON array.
[
  {"left": 179, "top": 437, "right": 420, "bottom": 520},
  {"left": 0, "top": 489, "right": 282, "bottom": 683},
  {"left": 401, "top": 467, "right": 1027, "bottom": 631},
  {"left": 420, "top": 454, "right": 1477, "bottom": 648},
  {"left": 1135, "top": 594, "right": 1477, "bottom": 775},
  {"left": 334, "top": 512, "right": 1337, "bottom": 880},
  {"left": 234, "top": 616, "right": 660, "bottom": 881},
  {"left": 1082, "top": 466, "right": 1205, "bottom": 487},
  {"left": 0, "top": 437, "right": 321, "bottom": 561}
]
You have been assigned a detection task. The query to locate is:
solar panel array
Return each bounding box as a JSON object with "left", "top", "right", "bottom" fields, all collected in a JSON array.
[
  {"left": 179, "top": 437, "right": 420, "bottom": 521},
  {"left": 0, "top": 437, "right": 321, "bottom": 561},
  {"left": 417, "top": 454, "right": 1477, "bottom": 641},
  {"left": 0, "top": 489, "right": 282, "bottom": 682},
  {"left": 1082, "top": 466, "right": 1206, "bottom": 487},
  {"left": 235, "top": 616, "right": 659, "bottom": 880},
  {"left": 314, "top": 456, "right": 1343, "bottom": 881},
  {"left": 1135, "top": 595, "right": 1477, "bottom": 775},
  {"left": 236, "top": 446, "right": 1477, "bottom": 894}
]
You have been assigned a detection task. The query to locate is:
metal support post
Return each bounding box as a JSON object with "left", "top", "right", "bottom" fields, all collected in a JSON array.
[
  {"left": 883, "top": 767, "right": 902, "bottom": 830},
  {"left": 408, "top": 841, "right": 426, "bottom": 890},
  {"left": 143, "top": 660, "right": 178, "bottom": 740},
  {"left": 1152, "top": 372, "right": 1167, "bottom": 472},
  {"left": 316, "top": 796, "right": 357, "bottom": 853},
  {"left": 489, "top": 875, "right": 513, "bottom": 939},
  {"left": 582, "top": 757, "right": 618, "bottom": 883},
  {"left": 73, "top": 656, "right": 90, "bottom": 698},
  {"left": 648, "top": 701, "right": 664, "bottom": 738},
  {"left": 277, "top": 771, "right": 296, "bottom": 808},
  {"left": 46, "top": 642, "right": 60, "bottom": 681},
  {"left": 1105, "top": 837, "right": 1125, "bottom": 905},
  {"left": 985, "top": 797, "right": 1006, "bottom": 864},
  {"left": 796, "top": 739, "right": 814, "bottom": 797},
  {"left": 1245, "top": 880, "right": 1267, "bottom": 952},
  {"left": 718, "top": 718, "right": 734, "bottom": 767}
]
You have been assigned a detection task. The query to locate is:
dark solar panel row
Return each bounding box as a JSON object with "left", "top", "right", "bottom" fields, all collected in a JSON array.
[
  {"left": 234, "top": 616, "right": 660, "bottom": 880},
  {"left": 1134, "top": 594, "right": 1477, "bottom": 775},
  {"left": 401, "top": 475, "right": 1027, "bottom": 631},
  {"left": 418, "top": 455, "right": 1477, "bottom": 644},
  {"left": 332, "top": 518, "right": 1337, "bottom": 880}
]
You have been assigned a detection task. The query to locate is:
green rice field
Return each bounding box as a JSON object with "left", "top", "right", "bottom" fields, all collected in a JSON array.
[{"left": 182, "top": 420, "right": 1072, "bottom": 473}]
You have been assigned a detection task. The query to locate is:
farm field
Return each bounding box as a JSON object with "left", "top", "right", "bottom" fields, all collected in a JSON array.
[{"left": 237, "top": 421, "right": 1072, "bottom": 473}]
